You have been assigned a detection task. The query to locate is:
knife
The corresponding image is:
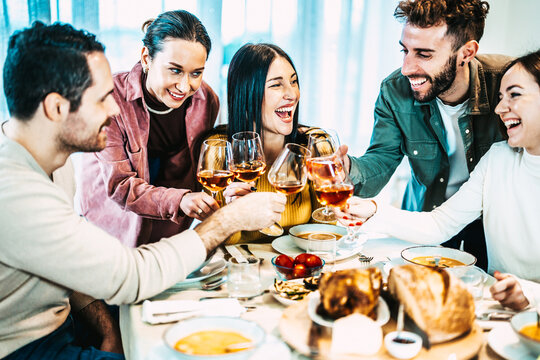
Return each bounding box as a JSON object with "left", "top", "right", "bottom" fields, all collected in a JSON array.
[{"left": 225, "top": 245, "right": 248, "bottom": 263}]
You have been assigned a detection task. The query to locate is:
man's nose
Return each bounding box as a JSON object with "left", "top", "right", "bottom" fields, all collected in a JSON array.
[{"left": 401, "top": 54, "right": 418, "bottom": 77}]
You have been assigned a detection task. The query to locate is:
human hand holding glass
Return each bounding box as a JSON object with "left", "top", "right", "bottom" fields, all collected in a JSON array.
[
  {"left": 262, "top": 143, "right": 311, "bottom": 236},
  {"left": 197, "top": 139, "right": 234, "bottom": 205}
]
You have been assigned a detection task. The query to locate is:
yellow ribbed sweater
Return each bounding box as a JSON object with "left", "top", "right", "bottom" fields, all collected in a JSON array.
[{"left": 205, "top": 132, "right": 320, "bottom": 244}]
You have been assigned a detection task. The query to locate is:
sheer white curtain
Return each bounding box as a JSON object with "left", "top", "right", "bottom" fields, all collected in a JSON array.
[{"left": 0, "top": 0, "right": 401, "bottom": 156}]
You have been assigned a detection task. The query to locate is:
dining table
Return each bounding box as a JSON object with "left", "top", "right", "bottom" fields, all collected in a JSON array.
[{"left": 119, "top": 234, "right": 512, "bottom": 360}]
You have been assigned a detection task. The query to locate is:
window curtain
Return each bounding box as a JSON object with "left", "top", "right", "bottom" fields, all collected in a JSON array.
[{"left": 0, "top": 0, "right": 402, "bottom": 156}]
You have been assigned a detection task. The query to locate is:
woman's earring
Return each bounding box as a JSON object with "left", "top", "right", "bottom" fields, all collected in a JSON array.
[
  {"left": 460, "top": 61, "right": 465, "bottom": 67},
  {"left": 143, "top": 67, "right": 148, "bottom": 74}
]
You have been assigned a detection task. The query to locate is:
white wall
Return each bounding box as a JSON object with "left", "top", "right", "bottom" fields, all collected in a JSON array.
[{"left": 481, "top": 0, "right": 540, "bottom": 56}]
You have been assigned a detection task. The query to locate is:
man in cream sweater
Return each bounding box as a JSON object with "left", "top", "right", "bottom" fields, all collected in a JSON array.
[{"left": 0, "top": 22, "right": 286, "bottom": 359}]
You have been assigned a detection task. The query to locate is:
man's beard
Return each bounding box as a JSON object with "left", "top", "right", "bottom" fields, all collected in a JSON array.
[
  {"left": 413, "top": 53, "right": 458, "bottom": 103},
  {"left": 57, "top": 113, "right": 109, "bottom": 153}
]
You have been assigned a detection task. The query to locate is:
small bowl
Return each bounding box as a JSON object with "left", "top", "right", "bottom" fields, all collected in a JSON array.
[
  {"left": 271, "top": 256, "right": 324, "bottom": 280},
  {"left": 510, "top": 311, "right": 540, "bottom": 355},
  {"left": 164, "top": 316, "right": 266, "bottom": 359},
  {"left": 401, "top": 245, "right": 476, "bottom": 277},
  {"left": 384, "top": 331, "right": 422, "bottom": 359},
  {"left": 289, "top": 224, "right": 347, "bottom": 251}
]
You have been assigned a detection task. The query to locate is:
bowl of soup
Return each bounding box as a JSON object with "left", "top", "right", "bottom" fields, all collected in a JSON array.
[
  {"left": 510, "top": 311, "right": 540, "bottom": 355},
  {"left": 289, "top": 224, "right": 347, "bottom": 252},
  {"left": 401, "top": 245, "right": 476, "bottom": 276},
  {"left": 164, "top": 316, "right": 266, "bottom": 359}
]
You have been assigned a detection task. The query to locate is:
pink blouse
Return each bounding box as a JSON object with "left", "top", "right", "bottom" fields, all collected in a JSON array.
[{"left": 74, "top": 62, "right": 219, "bottom": 247}]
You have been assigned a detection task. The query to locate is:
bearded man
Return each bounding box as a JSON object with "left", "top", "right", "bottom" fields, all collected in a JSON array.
[{"left": 344, "top": 0, "right": 511, "bottom": 270}]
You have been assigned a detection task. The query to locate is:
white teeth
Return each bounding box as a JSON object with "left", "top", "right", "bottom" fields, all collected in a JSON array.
[
  {"left": 169, "top": 91, "right": 184, "bottom": 99},
  {"left": 275, "top": 106, "right": 294, "bottom": 112},
  {"left": 504, "top": 119, "right": 521, "bottom": 128},
  {"left": 409, "top": 78, "right": 427, "bottom": 87}
]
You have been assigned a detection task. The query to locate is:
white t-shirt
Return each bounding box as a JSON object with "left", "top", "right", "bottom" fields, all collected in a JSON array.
[
  {"left": 363, "top": 142, "right": 540, "bottom": 302},
  {"left": 435, "top": 98, "right": 470, "bottom": 199}
]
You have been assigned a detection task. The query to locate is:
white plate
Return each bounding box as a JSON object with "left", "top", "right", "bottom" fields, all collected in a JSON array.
[
  {"left": 488, "top": 323, "right": 537, "bottom": 360},
  {"left": 269, "top": 278, "right": 313, "bottom": 307},
  {"left": 171, "top": 258, "right": 226, "bottom": 286},
  {"left": 307, "top": 291, "right": 390, "bottom": 328},
  {"left": 272, "top": 235, "right": 364, "bottom": 261}
]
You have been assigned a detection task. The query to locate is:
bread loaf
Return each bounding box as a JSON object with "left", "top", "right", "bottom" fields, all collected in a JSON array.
[
  {"left": 317, "top": 268, "right": 382, "bottom": 319},
  {"left": 388, "top": 264, "right": 475, "bottom": 344}
]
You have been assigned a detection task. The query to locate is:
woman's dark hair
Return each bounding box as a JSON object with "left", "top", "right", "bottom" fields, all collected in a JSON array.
[
  {"left": 227, "top": 43, "right": 300, "bottom": 144},
  {"left": 3, "top": 21, "right": 104, "bottom": 120},
  {"left": 142, "top": 10, "right": 211, "bottom": 59},
  {"left": 506, "top": 49, "right": 540, "bottom": 88}
]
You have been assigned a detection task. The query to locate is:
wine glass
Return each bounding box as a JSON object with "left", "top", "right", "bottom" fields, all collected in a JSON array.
[
  {"left": 262, "top": 143, "right": 311, "bottom": 236},
  {"left": 310, "top": 154, "right": 359, "bottom": 248},
  {"left": 197, "top": 139, "right": 234, "bottom": 202},
  {"left": 307, "top": 129, "right": 342, "bottom": 223},
  {"left": 231, "top": 131, "right": 266, "bottom": 183}
]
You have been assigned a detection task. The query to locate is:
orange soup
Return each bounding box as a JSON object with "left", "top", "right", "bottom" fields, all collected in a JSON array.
[
  {"left": 296, "top": 231, "right": 343, "bottom": 241},
  {"left": 174, "top": 330, "right": 251, "bottom": 355},
  {"left": 520, "top": 323, "right": 540, "bottom": 342},
  {"left": 411, "top": 256, "right": 465, "bottom": 268}
]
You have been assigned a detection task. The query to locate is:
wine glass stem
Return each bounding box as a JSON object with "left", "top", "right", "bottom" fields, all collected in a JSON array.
[{"left": 322, "top": 205, "right": 331, "bottom": 216}]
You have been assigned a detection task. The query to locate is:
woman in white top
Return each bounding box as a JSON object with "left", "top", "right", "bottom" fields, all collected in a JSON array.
[{"left": 338, "top": 49, "right": 540, "bottom": 311}]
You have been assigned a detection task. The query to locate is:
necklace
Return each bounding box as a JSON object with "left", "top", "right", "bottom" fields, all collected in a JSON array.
[{"left": 145, "top": 103, "right": 174, "bottom": 115}]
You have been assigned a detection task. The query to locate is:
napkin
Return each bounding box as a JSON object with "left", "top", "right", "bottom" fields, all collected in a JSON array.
[{"left": 141, "top": 298, "right": 246, "bottom": 325}]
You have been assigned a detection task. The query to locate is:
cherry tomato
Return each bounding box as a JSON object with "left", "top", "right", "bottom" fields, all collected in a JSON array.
[
  {"left": 305, "top": 254, "right": 323, "bottom": 268},
  {"left": 275, "top": 254, "right": 294, "bottom": 269},
  {"left": 292, "top": 263, "right": 307, "bottom": 278},
  {"left": 294, "top": 253, "right": 310, "bottom": 266}
]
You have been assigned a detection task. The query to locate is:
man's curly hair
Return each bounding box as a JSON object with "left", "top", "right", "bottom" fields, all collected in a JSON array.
[{"left": 394, "top": 0, "right": 489, "bottom": 50}]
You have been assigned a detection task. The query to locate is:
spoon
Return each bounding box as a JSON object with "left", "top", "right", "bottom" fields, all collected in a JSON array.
[
  {"left": 224, "top": 341, "right": 256, "bottom": 352},
  {"left": 536, "top": 303, "right": 540, "bottom": 335},
  {"left": 395, "top": 303, "right": 405, "bottom": 341}
]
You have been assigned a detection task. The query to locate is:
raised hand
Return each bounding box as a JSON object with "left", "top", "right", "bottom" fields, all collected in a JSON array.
[{"left": 490, "top": 271, "right": 529, "bottom": 310}]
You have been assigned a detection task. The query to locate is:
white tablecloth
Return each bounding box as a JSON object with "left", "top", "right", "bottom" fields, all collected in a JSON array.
[{"left": 119, "top": 236, "right": 503, "bottom": 360}]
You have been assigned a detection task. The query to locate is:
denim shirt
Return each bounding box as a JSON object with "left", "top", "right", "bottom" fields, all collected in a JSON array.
[{"left": 349, "top": 54, "right": 511, "bottom": 211}]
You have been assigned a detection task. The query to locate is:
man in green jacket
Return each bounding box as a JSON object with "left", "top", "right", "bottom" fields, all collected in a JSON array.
[{"left": 346, "top": 0, "right": 511, "bottom": 269}]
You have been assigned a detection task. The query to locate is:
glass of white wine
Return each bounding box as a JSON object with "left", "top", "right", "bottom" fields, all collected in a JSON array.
[
  {"left": 196, "top": 139, "right": 234, "bottom": 202},
  {"left": 263, "top": 143, "right": 311, "bottom": 236},
  {"left": 231, "top": 131, "right": 266, "bottom": 183},
  {"left": 306, "top": 129, "right": 342, "bottom": 223}
]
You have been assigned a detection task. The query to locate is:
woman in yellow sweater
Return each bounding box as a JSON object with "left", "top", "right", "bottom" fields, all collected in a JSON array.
[{"left": 207, "top": 43, "right": 323, "bottom": 244}]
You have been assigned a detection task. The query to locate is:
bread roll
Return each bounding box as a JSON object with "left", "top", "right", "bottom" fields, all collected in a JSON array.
[
  {"left": 388, "top": 264, "right": 475, "bottom": 344},
  {"left": 317, "top": 268, "right": 382, "bottom": 319}
]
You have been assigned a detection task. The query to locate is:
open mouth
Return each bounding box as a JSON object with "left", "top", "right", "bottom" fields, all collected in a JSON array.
[
  {"left": 408, "top": 77, "right": 428, "bottom": 89},
  {"left": 275, "top": 105, "right": 294, "bottom": 120},
  {"left": 504, "top": 119, "right": 522, "bottom": 130},
  {"left": 168, "top": 89, "right": 186, "bottom": 101}
]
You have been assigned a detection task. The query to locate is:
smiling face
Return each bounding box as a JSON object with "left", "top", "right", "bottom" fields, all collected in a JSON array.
[
  {"left": 400, "top": 23, "right": 460, "bottom": 103},
  {"left": 495, "top": 64, "right": 540, "bottom": 155},
  {"left": 261, "top": 56, "right": 300, "bottom": 137},
  {"left": 58, "top": 52, "right": 119, "bottom": 152},
  {"left": 142, "top": 38, "right": 207, "bottom": 108}
]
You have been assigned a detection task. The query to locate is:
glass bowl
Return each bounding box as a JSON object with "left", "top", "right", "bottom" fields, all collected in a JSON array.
[{"left": 271, "top": 256, "right": 324, "bottom": 280}]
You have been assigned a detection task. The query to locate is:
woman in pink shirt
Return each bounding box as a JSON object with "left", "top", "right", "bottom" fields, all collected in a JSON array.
[{"left": 75, "top": 10, "right": 220, "bottom": 247}]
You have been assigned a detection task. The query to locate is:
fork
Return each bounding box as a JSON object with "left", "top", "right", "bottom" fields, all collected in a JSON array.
[
  {"left": 358, "top": 254, "right": 373, "bottom": 268},
  {"left": 358, "top": 254, "right": 374, "bottom": 262}
]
